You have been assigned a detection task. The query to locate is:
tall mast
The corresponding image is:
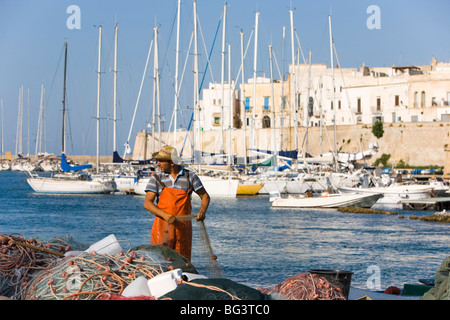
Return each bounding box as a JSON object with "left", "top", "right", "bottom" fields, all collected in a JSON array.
[
  {"left": 96, "top": 26, "right": 102, "bottom": 173},
  {"left": 113, "top": 24, "right": 118, "bottom": 153},
  {"left": 193, "top": 0, "right": 200, "bottom": 164},
  {"left": 173, "top": 0, "right": 181, "bottom": 147},
  {"left": 35, "top": 84, "right": 45, "bottom": 155},
  {"left": 62, "top": 43, "right": 68, "bottom": 155},
  {"left": 155, "top": 28, "right": 161, "bottom": 150},
  {"left": 16, "top": 85, "right": 24, "bottom": 156},
  {"left": 281, "top": 26, "right": 286, "bottom": 151},
  {"left": 290, "top": 9, "right": 297, "bottom": 154},
  {"left": 305, "top": 50, "right": 312, "bottom": 161},
  {"left": 220, "top": 3, "right": 227, "bottom": 154},
  {"left": 329, "top": 14, "right": 338, "bottom": 171},
  {"left": 269, "top": 45, "right": 277, "bottom": 162},
  {"left": 27, "top": 88, "right": 30, "bottom": 156},
  {"left": 227, "top": 42, "right": 232, "bottom": 170},
  {"left": 240, "top": 30, "right": 247, "bottom": 172},
  {"left": 251, "top": 11, "right": 259, "bottom": 150},
  {"left": 152, "top": 25, "right": 160, "bottom": 154}
]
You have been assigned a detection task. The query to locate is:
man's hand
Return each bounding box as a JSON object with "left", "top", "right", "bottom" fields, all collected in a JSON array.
[
  {"left": 195, "top": 187, "right": 210, "bottom": 222},
  {"left": 166, "top": 214, "right": 176, "bottom": 224},
  {"left": 195, "top": 211, "right": 205, "bottom": 221}
]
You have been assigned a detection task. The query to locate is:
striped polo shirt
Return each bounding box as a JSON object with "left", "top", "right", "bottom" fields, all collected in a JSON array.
[{"left": 144, "top": 167, "right": 204, "bottom": 197}]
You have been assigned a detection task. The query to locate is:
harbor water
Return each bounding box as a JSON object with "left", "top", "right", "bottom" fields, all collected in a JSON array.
[{"left": 1, "top": 171, "right": 449, "bottom": 292}]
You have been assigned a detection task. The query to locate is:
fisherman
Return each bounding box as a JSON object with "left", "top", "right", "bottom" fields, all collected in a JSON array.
[{"left": 144, "top": 145, "right": 210, "bottom": 261}]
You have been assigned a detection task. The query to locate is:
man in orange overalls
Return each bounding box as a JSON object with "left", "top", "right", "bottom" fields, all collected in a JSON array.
[{"left": 144, "top": 146, "right": 210, "bottom": 261}]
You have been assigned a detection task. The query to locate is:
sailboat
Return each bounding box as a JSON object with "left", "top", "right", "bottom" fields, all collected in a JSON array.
[
  {"left": 192, "top": 2, "right": 238, "bottom": 197},
  {"left": 101, "top": 24, "right": 139, "bottom": 193},
  {"left": 270, "top": 191, "right": 384, "bottom": 209},
  {"left": 26, "top": 39, "right": 116, "bottom": 194}
]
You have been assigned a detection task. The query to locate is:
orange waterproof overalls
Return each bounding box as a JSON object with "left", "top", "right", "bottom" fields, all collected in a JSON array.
[{"left": 150, "top": 173, "right": 193, "bottom": 260}]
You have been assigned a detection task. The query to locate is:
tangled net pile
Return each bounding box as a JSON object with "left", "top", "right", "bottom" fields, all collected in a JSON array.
[
  {"left": 0, "top": 233, "right": 177, "bottom": 300},
  {"left": 2, "top": 233, "right": 348, "bottom": 301},
  {"left": 0, "top": 233, "right": 85, "bottom": 299},
  {"left": 25, "top": 250, "right": 170, "bottom": 300},
  {"left": 260, "top": 273, "right": 346, "bottom": 300}
]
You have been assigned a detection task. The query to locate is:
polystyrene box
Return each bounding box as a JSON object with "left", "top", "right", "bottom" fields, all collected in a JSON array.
[
  {"left": 122, "top": 277, "right": 152, "bottom": 297},
  {"left": 147, "top": 269, "right": 182, "bottom": 299},
  {"left": 85, "top": 234, "right": 123, "bottom": 256}
]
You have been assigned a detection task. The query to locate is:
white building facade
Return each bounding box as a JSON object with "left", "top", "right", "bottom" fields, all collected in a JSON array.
[{"left": 199, "top": 57, "right": 450, "bottom": 132}]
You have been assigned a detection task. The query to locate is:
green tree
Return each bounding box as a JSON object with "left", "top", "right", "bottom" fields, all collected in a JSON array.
[
  {"left": 372, "top": 120, "right": 384, "bottom": 138},
  {"left": 373, "top": 153, "right": 391, "bottom": 167}
]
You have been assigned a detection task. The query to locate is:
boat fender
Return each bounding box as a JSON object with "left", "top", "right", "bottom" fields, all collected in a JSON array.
[{"left": 383, "top": 286, "right": 401, "bottom": 295}]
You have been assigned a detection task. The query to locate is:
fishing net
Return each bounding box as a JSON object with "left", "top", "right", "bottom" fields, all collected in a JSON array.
[
  {"left": 258, "top": 273, "right": 346, "bottom": 300},
  {"left": 132, "top": 244, "right": 198, "bottom": 274},
  {"left": 170, "top": 214, "right": 225, "bottom": 279},
  {"left": 24, "top": 250, "right": 171, "bottom": 300},
  {"left": 1, "top": 220, "right": 226, "bottom": 300},
  {"left": 0, "top": 231, "right": 204, "bottom": 300},
  {"left": 194, "top": 220, "right": 225, "bottom": 278},
  {"left": 0, "top": 233, "right": 86, "bottom": 299}
]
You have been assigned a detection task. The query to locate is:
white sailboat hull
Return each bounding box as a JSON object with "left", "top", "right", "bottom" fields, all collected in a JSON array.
[
  {"left": 113, "top": 175, "right": 137, "bottom": 192},
  {"left": 26, "top": 175, "right": 116, "bottom": 194},
  {"left": 338, "top": 185, "right": 433, "bottom": 210},
  {"left": 339, "top": 184, "right": 433, "bottom": 196},
  {"left": 0, "top": 161, "right": 10, "bottom": 171},
  {"left": 258, "top": 179, "right": 288, "bottom": 194},
  {"left": 133, "top": 178, "right": 150, "bottom": 196},
  {"left": 271, "top": 192, "right": 384, "bottom": 208},
  {"left": 198, "top": 175, "right": 238, "bottom": 198}
]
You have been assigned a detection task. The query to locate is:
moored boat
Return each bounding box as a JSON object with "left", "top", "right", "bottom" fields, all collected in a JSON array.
[
  {"left": 198, "top": 175, "right": 239, "bottom": 198},
  {"left": 338, "top": 184, "right": 433, "bottom": 210},
  {"left": 270, "top": 192, "right": 384, "bottom": 208},
  {"left": 26, "top": 171, "right": 116, "bottom": 194},
  {"left": 237, "top": 181, "right": 264, "bottom": 195}
]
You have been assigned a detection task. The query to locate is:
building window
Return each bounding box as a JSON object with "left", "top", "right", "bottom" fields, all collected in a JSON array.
[
  {"left": 245, "top": 97, "right": 250, "bottom": 111},
  {"left": 213, "top": 113, "right": 221, "bottom": 126},
  {"left": 357, "top": 98, "right": 362, "bottom": 113},
  {"left": 262, "top": 115, "right": 271, "bottom": 128},
  {"left": 432, "top": 97, "right": 437, "bottom": 106},
  {"left": 376, "top": 97, "right": 381, "bottom": 111},
  {"left": 338, "top": 100, "right": 341, "bottom": 110},
  {"left": 414, "top": 92, "right": 419, "bottom": 107},
  {"left": 395, "top": 95, "right": 399, "bottom": 106},
  {"left": 264, "top": 97, "right": 269, "bottom": 111},
  {"left": 421, "top": 91, "right": 426, "bottom": 107},
  {"left": 331, "top": 101, "right": 333, "bottom": 110},
  {"left": 213, "top": 99, "right": 216, "bottom": 105}
]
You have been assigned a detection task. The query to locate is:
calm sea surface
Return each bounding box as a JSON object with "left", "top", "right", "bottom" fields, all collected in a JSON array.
[{"left": 1, "top": 171, "right": 449, "bottom": 291}]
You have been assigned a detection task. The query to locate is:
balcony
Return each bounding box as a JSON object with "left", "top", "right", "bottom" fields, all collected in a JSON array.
[{"left": 371, "top": 105, "right": 382, "bottom": 114}]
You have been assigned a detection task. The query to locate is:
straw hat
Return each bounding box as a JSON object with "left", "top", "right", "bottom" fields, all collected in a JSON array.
[{"left": 152, "top": 145, "right": 180, "bottom": 163}]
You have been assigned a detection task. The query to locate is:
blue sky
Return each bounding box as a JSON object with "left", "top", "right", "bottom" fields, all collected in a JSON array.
[{"left": 1, "top": 0, "right": 449, "bottom": 157}]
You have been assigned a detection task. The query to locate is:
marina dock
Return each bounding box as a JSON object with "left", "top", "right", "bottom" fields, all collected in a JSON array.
[{"left": 399, "top": 197, "right": 450, "bottom": 211}]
